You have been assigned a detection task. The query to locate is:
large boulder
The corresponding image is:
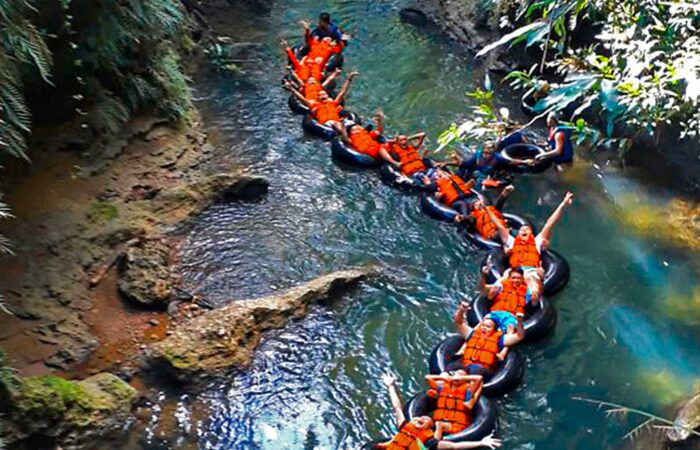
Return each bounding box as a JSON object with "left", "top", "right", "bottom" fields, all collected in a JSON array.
[
  {"left": 146, "top": 267, "right": 378, "bottom": 382},
  {"left": 118, "top": 238, "right": 174, "bottom": 307},
  {"left": 0, "top": 373, "right": 137, "bottom": 449}
]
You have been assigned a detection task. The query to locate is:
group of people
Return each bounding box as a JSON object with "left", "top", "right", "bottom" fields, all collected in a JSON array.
[{"left": 280, "top": 13, "right": 576, "bottom": 449}]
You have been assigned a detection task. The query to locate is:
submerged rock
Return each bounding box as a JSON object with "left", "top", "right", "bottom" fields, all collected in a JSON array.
[
  {"left": 668, "top": 391, "right": 700, "bottom": 444},
  {"left": 0, "top": 372, "right": 137, "bottom": 449},
  {"left": 146, "top": 267, "right": 378, "bottom": 382}
]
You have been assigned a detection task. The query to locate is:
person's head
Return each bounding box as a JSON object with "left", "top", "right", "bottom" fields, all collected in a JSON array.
[
  {"left": 321, "top": 36, "right": 332, "bottom": 44},
  {"left": 509, "top": 267, "right": 525, "bottom": 287},
  {"left": 306, "top": 77, "right": 318, "bottom": 85},
  {"left": 317, "top": 90, "right": 330, "bottom": 102},
  {"left": 479, "top": 317, "right": 497, "bottom": 335},
  {"left": 481, "top": 141, "right": 496, "bottom": 160},
  {"left": 451, "top": 368, "right": 469, "bottom": 385},
  {"left": 349, "top": 124, "right": 364, "bottom": 135},
  {"left": 409, "top": 415, "right": 434, "bottom": 430},
  {"left": 516, "top": 224, "right": 534, "bottom": 240},
  {"left": 469, "top": 199, "right": 484, "bottom": 211},
  {"left": 313, "top": 56, "right": 323, "bottom": 65},
  {"left": 546, "top": 111, "right": 559, "bottom": 127},
  {"left": 319, "top": 12, "right": 331, "bottom": 29},
  {"left": 396, "top": 134, "right": 408, "bottom": 147}
]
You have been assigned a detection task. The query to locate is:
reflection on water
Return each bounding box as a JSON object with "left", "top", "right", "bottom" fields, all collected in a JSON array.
[{"left": 125, "top": 1, "right": 700, "bottom": 449}]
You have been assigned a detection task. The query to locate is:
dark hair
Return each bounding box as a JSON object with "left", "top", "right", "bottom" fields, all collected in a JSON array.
[
  {"left": 511, "top": 267, "right": 525, "bottom": 276},
  {"left": 319, "top": 12, "right": 331, "bottom": 23}
]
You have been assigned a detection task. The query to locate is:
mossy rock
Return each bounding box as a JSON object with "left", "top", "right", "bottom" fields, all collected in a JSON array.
[
  {"left": 1, "top": 373, "right": 137, "bottom": 448},
  {"left": 87, "top": 200, "right": 120, "bottom": 224}
]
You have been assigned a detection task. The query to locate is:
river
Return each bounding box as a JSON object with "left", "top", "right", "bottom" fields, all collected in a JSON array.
[{"left": 124, "top": 1, "right": 700, "bottom": 449}]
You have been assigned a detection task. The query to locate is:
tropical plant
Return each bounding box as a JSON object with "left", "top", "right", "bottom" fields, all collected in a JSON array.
[
  {"left": 0, "top": 0, "right": 194, "bottom": 163},
  {"left": 574, "top": 397, "right": 700, "bottom": 442},
  {"left": 0, "top": 0, "right": 53, "bottom": 161},
  {"left": 470, "top": 0, "right": 700, "bottom": 150}
]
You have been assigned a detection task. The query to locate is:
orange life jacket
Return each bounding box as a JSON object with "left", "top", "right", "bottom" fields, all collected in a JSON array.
[
  {"left": 307, "top": 40, "right": 341, "bottom": 64},
  {"left": 462, "top": 328, "right": 503, "bottom": 370},
  {"left": 385, "top": 422, "right": 435, "bottom": 450},
  {"left": 391, "top": 143, "right": 426, "bottom": 176},
  {"left": 491, "top": 279, "right": 528, "bottom": 316},
  {"left": 312, "top": 100, "right": 341, "bottom": 124},
  {"left": 303, "top": 82, "right": 323, "bottom": 101},
  {"left": 433, "top": 382, "right": 473, "bottom": 433},
  {"left": 436, "top": 175, "right": 472, "bottom": 206},
  {"left": 509, "top": 234, "right": 541, "bottom": 268},
  {"left": 350, "top": 129, "right": 382, "bottom": 158},
  {"left": 471, "top": 206, "right": 506, "bottom": 239},
  {"left": 297, "top": 61, "right": 324, "bottom": 82}
]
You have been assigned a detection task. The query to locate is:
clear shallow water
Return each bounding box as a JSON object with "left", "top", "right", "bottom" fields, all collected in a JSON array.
[{"left": 132, "top": 1, "right": 700, "bottom": 449}]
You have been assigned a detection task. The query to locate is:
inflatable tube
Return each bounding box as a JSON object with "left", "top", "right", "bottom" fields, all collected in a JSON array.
[
  {"left": 302, "top": 114, "right": 337, "bottom": 140},
  {"left": 499, "top": 143, "right": 552, "bottom": 174},
  {"left": 325, "top": 52, "right": 344, "bottom": 72},
  {"left": 462, "top": 213, "right": 532, "bottom": 251},
  {"left": 467, "top": 294, "right": 557, "bottom": 342},
  {"left": 379, "top": 163, "right": 433, "bottom": 192},
  {"left": 420, "top": 194, "right": 481, "bottom": 222},
  {"left": 403, "top": 392, "right": 496, "bottom": 442},
  {"left": 288, "top": 95, "right": 309, "bottom": 115},
  {"left": 481, "top": 249, "right": 570, "bottom": 297},
  {"left": 330, "top": 137, "right": 381, "bottom": 168},
  {"left": 429, "top": 335, "right": 524, "bottom": 396},
  {"left": 301, "top": 111, "right": 357, "bottom": 141}
]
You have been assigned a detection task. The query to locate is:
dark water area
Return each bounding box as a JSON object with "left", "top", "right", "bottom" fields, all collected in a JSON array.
[{"left": 124, "top": 1, "right": 700, "bottom": 449}]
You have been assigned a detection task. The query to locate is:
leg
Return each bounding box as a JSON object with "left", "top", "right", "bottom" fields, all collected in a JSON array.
[{"left": 524, "top": 268, "right": 543, "bottom": 301}]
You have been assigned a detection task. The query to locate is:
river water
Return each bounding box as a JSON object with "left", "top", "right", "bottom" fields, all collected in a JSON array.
[{"left": 128, "top": 1, "right": 700, "bottom": 449}]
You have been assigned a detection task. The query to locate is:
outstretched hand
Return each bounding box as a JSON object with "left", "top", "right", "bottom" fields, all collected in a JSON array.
[
  {"left": 299, "top": 20, "right": 310, "bottom": 30},
  {"left": 280, "top": 39, "right": 289, "bottom": 49},
  {"left": 348, "top": 70, "right": 360, "bottom": 79},
  {"left": 562, "top": 191, "right": 574, "bottom": 206},
  {"left": 480, "top": 433, "right": 503, "bottom": 449},
  {"left": 503, "top": 184, "right": 515, "bottom": 195},
  {"left": 380, "top": 372, "right": 397, "bottom": 388}
]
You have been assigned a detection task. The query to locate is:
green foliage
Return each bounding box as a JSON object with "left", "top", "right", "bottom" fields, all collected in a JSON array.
[
  {"left": 0, "top": 0, "right": 194, "bottom": 163},
  {"left": 474, "top": 0, "right": 700, "bottom": 149},
  {"left": 0, "top": 0, "right": 52, "bottom": 160},
  {"left": 437, "top": 76, "right": 519, "bottom": 151}
]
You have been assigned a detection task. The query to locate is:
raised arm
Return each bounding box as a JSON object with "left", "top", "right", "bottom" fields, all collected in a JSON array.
[
  {"left": 408, "top": 132, "right": 427, "bottom": 149},
  {"left": 322, "top": 68, "right": 342, "bottom": 89},
  {"left": 539, "top": 191, "right": 573, "bottom": 241},
  {"left": 437, "top": 433, "right": 502, "bottom": 449},
  {"left": 485, "top": 206, "right": 510, "bottom": 244},
  {"left": 453, "top": 302, "right": 472, "bottom": 338},
  {"left": 494, "top": 185, "right": 514, "bottom": 211},
  {"left": 300, "top": 20, "right": 312, "bottom": 45},
  {"left": 381, "top": 373, "right": 406, "bottom": 425},
  {"left": 334, "top": 70, "right": 358, "bottom": 103},
  {"left": 283, "top": 80, "right": 311, "bottom": 106}
]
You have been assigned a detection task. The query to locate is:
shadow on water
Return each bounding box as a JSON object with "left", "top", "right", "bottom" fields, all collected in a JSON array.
[{"left": 121, "top": 1, "right": 700, "bottom": 449}]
